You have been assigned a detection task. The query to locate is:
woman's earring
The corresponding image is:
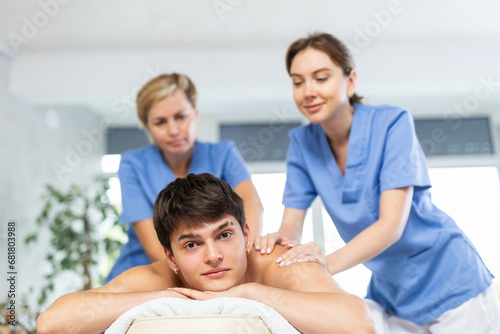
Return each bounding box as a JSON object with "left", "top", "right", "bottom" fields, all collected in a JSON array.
[
  {"left": 247, "top": 248, "right": 251, "bottom": 254},
  {"left": 174, "top": 268, "right": 178, "bottom": 275}
]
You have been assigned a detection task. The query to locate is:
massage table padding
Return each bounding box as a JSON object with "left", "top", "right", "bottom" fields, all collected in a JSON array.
[{"left": 125, "top": 314, "right": 271, "bottom": 333}]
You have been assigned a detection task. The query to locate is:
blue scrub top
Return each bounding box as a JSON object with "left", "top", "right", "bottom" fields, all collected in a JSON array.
[
  {"left": 283, "top": 104, "right": 492, "bottom": 324},
  {"left": 106, "top": 140, "right": 251, "bottom": 282}
]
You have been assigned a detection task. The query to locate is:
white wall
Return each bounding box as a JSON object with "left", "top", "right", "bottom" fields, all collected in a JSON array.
[
  {"left": 0, "top": 52, "right": 104, "bottom": 314},
  {"left": 7, "top": 39, "right": 500, "bottom": 154},
  {"left": 8, "top": 38, "right": 500, "bottom": 121}
]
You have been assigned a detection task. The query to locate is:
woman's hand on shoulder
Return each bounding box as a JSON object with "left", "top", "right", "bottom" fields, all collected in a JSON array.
[
  {"left": 253, "top": 232, "right": 297, "bottom": 255},
  {"left": 274, "top": 242, "right": 327, "bottom": 271}
]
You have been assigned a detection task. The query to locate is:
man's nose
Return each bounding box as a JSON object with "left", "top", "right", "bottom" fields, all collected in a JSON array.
[{"left": 204, "top": 242, "right": 223, "bottom": 264}]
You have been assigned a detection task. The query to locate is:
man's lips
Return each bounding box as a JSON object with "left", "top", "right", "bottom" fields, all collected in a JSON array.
[
  {"left": 202, "top": 268, "right": 229, "bottom": 279},
  {"left": 305, "top": 103, "right": 324, "bottom": 113}
]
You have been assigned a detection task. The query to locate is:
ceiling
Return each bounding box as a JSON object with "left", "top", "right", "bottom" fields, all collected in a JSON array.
[
  {"left": 2, "top": 0, "right": 500, "bottom": 52},
  {"left": 1, "top": 0, "right": 500, "bottom": 125}
]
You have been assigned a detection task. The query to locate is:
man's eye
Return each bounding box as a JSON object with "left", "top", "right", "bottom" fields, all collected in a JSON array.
[
  {"left": 220, "top": 231, "right": 231, "bottom": 239},
  {"left": 185, "top": 242, "right": 197, "bottom": 249},
  {"left": 176, "top": 114, "right": 187, "bottom": 120}
]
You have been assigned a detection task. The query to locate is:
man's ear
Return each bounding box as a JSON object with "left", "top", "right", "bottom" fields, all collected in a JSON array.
[
  {"left": 243, "top": 222, "right": 252, "bottom": 251},
  {"left": 165, "top": 248, "right": 179, "bottom": 273}
]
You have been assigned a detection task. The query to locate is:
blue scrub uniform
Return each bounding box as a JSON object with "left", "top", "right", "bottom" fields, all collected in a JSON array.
[
  {"left": 106, "top": 140, "right": 251, "bottom": 282},
  {"left": 283, "top": 104, "right": 493, "bottom": 325}
]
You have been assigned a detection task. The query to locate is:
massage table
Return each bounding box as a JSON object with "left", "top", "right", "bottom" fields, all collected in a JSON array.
[
  {"left": 125, "top": 314, "right": 271, "bottom": 333},
  {"left": 105, "top": 297, "right": 299, "bottom": 334}
]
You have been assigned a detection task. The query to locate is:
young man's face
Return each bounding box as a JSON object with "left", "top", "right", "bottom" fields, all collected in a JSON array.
[{"left": 165, "top": 215, "right": 251, "bottom": 292}]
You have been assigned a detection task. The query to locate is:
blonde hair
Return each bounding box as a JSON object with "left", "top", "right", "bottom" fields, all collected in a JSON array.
[{"left": 136, "top": 73, "right": 197, "bottom": 128}]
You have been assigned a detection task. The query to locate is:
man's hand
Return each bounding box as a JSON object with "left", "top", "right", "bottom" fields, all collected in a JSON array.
[{"left": 169, "top": 284, "right": 251, "bottom": 300}]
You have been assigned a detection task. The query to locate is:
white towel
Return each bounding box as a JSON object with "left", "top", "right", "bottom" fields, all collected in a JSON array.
[
  {"left": 104, "top": 297, "right": 300, "bottom": 334},
  {"left": 365, "top": 299, "right": 388, "bottom": 334}
]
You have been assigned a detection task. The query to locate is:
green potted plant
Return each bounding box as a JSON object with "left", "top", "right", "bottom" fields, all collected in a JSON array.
[{"left": 1, "top": 176, "right": 126, "bottom": 334}]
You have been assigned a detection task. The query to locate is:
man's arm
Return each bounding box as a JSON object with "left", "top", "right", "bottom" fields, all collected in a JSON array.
[
  {"left": 37, "top": 262, "right": 183, "bottom": 334},
  {"left": 253, "top": 260, "right": 375, "bottom": 334}
]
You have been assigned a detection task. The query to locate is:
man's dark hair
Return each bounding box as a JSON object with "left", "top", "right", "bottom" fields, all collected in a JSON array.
[{"left": 153, "top": 173, "right": 246, "bottom": 253}]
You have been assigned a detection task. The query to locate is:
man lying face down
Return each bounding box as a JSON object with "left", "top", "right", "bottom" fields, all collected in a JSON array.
[{"left": 37, "top": 173, "right": 375, "bottom": 334}]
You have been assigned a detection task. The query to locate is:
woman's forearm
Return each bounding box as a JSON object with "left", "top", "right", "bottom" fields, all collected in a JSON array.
[
  {"left": 242, "top": 195, "right": 264, "bottom": 238},
  {"left": 278, "top": 207, "right": 307, "bottom": 242},
  {"left": 132, "top": 219, "right": 167, "bottom": 262},
  {"left": 234, "top": 180, "right": 264, "bottom": 237},
  {"left": 325, "top": 217, "right": 403, "bottom": 275},
  {"left": 325, "top": 187, "right": 412, "bottom": 275}
]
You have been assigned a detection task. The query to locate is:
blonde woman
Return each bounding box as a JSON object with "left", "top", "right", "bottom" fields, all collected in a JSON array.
[{"left": 106, "top": 73, "right": 263, "bottom": 282}]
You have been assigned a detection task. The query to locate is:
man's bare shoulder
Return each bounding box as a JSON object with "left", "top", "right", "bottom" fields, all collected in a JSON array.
[
  {"left": 248, "top": 246, "right": 343, "bottom": 293},
  {"left": 247, "top": 245, "right": 288, "bottom": 272},
  {"left": 98, "top": 260, "right": 181, "bottom": 293},
  {"left": 246, "top": 245, "right": 288, "bottom": 279}
]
